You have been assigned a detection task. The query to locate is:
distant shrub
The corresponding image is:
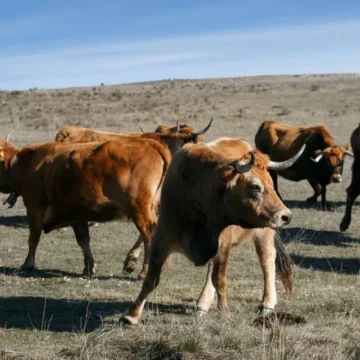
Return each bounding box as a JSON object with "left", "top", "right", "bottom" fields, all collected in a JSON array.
[{"left": 311, "top": 84, "right": 320, "bottom": 92}]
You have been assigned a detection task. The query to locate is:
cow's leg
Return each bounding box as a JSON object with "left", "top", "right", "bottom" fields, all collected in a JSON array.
[
  {"left": 21, "top": 208, "right": 44, "bottom": 271},
  {"left": 254, "top": 233, "right": 277, "bottom": 316},
  {"left": 340, "top": 180, "right": 360, "bottom": 232},
  {"left": 123, "top": 234, "right": 144, "bottom": 274},
  {"left": 120, "top": 233, "right": 170, "bottom": 325},
  {"left": 320, "top": 185, "right": 329, "bottom": 210},
  {"left": 211, "top": 246, "right": 231, "bottom": 317},
  {"left": 72, "top": 221, "right": 95, "bottom": 277},
  {"left": 196, "top": 261, "right": 215, "bottom": 315},
  {"left": 306, "top": 180, "right": 322, "bottom": 203},
  {"left": 269, "top": 170, "right": 283, "bottom": 201},
  {"left": 132, "top": 209, "right": 157, "bottom": 280}
]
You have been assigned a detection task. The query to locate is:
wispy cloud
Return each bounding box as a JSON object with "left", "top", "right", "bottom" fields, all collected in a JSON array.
[{"left": 1, "top": 19, "right": 360, "bottom": 89}]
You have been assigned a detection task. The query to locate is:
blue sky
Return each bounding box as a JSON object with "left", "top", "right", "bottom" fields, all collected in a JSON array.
[{"left": 1, "top": 0, "right": 360, "bottom": 89}]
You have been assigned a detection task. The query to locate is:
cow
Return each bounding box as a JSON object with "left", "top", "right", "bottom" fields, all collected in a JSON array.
[
  {"left": 0, "top": 122, "right": 211, "bottom": 279},
  {"left": 120, "top": 137, "right": 305, "bottom": 325},
  {"left": 340, "top": 123, "right": 360, "bottom": 232},
  {"left": 255, "top": 120, "right": 353, "bottom": 210},
  {"left": 53, "top": 120, "right": 212, "bottom": 276}
]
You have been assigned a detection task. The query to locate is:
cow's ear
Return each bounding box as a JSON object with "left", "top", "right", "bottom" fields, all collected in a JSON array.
[
  {"left": 0, "top": 148, "right": 4, "bottom": 161},
  {"left": 221, "top": 165, "right": 238, "bottom": 183}
]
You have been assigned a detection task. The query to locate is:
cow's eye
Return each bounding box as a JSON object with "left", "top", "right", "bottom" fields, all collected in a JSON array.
[{"left": 248, "top": 183, "right": 261, "bottom": 192}]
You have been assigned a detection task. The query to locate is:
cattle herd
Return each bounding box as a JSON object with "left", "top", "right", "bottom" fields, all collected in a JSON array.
[{"left": 0, "top": 119, "right": 359, "bottom": 326}]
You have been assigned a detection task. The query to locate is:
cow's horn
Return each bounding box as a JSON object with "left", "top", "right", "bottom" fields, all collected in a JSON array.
[
  {"left": 236, "top": 152, "right": 255, "bottom": 173},
  {"left": 344, "top": 150, "right": 354, "bottom": 157},
  {"left": 191, "top": 118, "right": 213, "bottom": 136},
  {"left": 5, "top": 133, "right": 11, "bottom": 141},
  {"left": 176, "top": 121, "right": 180, "bottom": 133},
  {"left": 310, "top": 153, "right": 323, "bottom": 163},
  {"left": 268, "top": 144, "right": 306, "bottom": 170}
]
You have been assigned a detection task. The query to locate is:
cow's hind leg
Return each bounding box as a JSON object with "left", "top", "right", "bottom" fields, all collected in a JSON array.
[
  {"left": 340, "top": 180, "right": 360, "bottom": 232},
  {"left": 72, "top": 221, "right": 95, "bottom": 277},
  {"left": 254, "top": 232, "right": 277, "bottom": 316},
  {"left": 132, "top": 208, "right": 157, "bottom": 280},
  {"left": 123, "top": 234, "right": 144, "bottom": 275},
  {"left": 21, "top": 208, "right": 44, "bottom": 271},
  {"left": 120, "top": 232, "right": 170, "bottom": 325}
]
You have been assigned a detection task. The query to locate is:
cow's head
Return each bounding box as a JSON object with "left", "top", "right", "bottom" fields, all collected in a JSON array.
[
  {"left": 311, "top": 145, "right": 353, "bottom": 183},
  {"left": 150, "top": 119, "right": 213, "bottom": 155},
  {"left": 0, "top": 134, "right": 16, "bottom": 191},
  {"left": 222, "top": 145, "right": 305, "bottom": 229}
]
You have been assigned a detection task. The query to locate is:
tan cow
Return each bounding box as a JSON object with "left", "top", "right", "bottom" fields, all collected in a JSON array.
[
  {"left": 53, "top": 121, "right": 212, "bottom": 276},
  {"left": 0, "top": 124, "right": 210, "bottom": 279},
  {"left": 121, "top": 137, "right": 305, "bottom": 324},
  {"left": 255, "top": 120, "right": 353, "bottom": 209}
]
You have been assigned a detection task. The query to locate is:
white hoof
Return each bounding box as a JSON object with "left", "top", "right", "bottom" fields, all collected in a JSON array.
[{"left": 257, "top": 307, "right": 275, "bottom": 317}]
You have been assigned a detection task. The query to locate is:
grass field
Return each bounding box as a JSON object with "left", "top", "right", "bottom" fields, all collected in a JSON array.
[{"left": 0, "top": 74, "right": 360, "bottom": 359}]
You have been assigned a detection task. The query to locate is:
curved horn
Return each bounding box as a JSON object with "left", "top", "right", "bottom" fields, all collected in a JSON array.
[
  {"left": 344, "top": 150, "right": 354, "bottom": 157},
  {"left": 310, "top": 153, "right": 323, "bottom": 163},
  {"left": 191, "top": 118, "right": 213, "bottom": 136},
  {"left": 138, "top": 126, "right": 145, "bottom": 133},
  {"left": 268, "top": 144, "right": 306, "bottom": 170},
  {"left": 235, "top": 152, "right": 255, "bottom": 173},
  {"left": 175, "top": 121, "right": 180, "bottom": 133},
  {"left": 5, "top": 133, "right": 11, "bottom": 141}
]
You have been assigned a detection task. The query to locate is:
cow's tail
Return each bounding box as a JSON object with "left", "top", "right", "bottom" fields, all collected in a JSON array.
[
  {"left": 275, "top": 231, "right": 293, "bottom": 294},
  {"left": 55, "top": 127, "right": 70, "bottom": 142}
]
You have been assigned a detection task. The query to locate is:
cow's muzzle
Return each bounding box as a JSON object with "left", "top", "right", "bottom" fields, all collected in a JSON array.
[
  {"left": 331, "top": 174, "right": 342, "bottom": 183},
  {"left": 269, "top": 210, "right": 293, "bottom": 229}
]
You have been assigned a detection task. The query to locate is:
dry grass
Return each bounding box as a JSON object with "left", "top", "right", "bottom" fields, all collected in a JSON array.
[{"left": 0, "top": 74, "right": 360, "bottom": 359}]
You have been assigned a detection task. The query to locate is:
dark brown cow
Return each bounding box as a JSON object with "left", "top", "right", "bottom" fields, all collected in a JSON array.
[
  {"left": 121, "top": 137, "right": 305, "bottom": 324},
  {"left": 0, "top": 123, "right": 210, "bottom": 279},
  {"left": 340, "top": 124, "right": 360, "bottom": 232},
  {"left": 53, "top": 121, "right": 212, "bottom": 276},
  {"left": 255, "top": 120, "right": 353, "bottom": 209}
]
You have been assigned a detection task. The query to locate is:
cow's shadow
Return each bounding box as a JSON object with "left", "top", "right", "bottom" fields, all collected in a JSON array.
[
  {"left": 0, "top": 266, "right": 143, "bottom": 282},
  {"left": 284, "top": 200, "right": 360, "bottom": 211},
  {"left": 291, "top": 254, "right": 360, "bottom": 275},
  {"left": 279, "top": 227, "right": 359, "bottom": 247},
  {"left": 0, "top": 296, "right": 193, "bottom": 333},
  {"left": 0, "top": 215, "right": 28, "bottom": 228}
]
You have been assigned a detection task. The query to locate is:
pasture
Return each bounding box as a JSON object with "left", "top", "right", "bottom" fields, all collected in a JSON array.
[{"left": 0, "top": 74, "right": 359, "bottom": 359}]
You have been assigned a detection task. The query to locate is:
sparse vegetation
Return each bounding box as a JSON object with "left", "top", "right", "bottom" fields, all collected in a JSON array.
[{"left": 0, "top": 74, "right": 360, "bottom": 359}]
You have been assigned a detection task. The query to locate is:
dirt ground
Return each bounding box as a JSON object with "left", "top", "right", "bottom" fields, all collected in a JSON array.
[{"left": 0, "top": 74, "right": 359, "bottom": 359}]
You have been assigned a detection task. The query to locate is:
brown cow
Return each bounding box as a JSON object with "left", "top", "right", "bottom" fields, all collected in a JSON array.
[
  {"left": 340, "top": 124, "right": 360, "bottom": 232},
  {"left": 53, "top": 121, "right": 212, "bottom": 276},
  {"left": 255, "top": 120, "right": 353, "bottom": 209},
  {"left": 0, "top": 124, "right": 210, "bottom": 279},
  {"left": 121, "top": 137, "right": 305, "bottom": 324}
]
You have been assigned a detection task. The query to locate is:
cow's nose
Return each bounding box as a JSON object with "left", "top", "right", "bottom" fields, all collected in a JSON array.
[{"left": 281, "top": 212, "right": 292, "bottom": 225}]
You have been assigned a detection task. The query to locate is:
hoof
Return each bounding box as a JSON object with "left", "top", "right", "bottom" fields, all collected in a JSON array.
[
  {"left": 82, "top": 266, "right": 96, "bottom": 278},
  {"left": 340, "top": 218, "right": 350, "bottom": 232},
  {"left": 123, "top": 257, "right": 138, "bottom": 275},
  {"left": 257, "top": 307, "right": 275, "bottom": 317},
  {"left": 119, "top": 314, "right": 139, "bottom": 326},
  {"left": 137, "top": 273, "right": 146, "bottom": 281},
  {"left": 196, "top": 309, "right": 208, "bottom": 317},
  {"left": 21, "top": 264, "right": 35, "bottom": 271},
  {"left": 306, "top": 196, "right": 317, "bottom": 204}
]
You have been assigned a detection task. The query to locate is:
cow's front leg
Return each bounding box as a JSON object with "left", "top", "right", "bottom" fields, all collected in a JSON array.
[
  {"left": 320, "top": 185, "right": 330, "bottom": 210},
  {"left": 72, "top": 221, "right": 95, "bottom": 277},
  {"left": 306, "top": 180, "right": 321, "bottom": 204},
  {"left": 120, "top": 233, "right": 170, "bottom": 325},
  {"left": 196, "top": 261, "right": 215, "bottom": 316},
  {"left": 340, "top": 181, "right": 360, "bottom": 232},
  {"left": 254, "top": 234, "right": 276, "bottom": 316},
  {"left": 21, "top": 208, "right": 44, "bottom": 271}
]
